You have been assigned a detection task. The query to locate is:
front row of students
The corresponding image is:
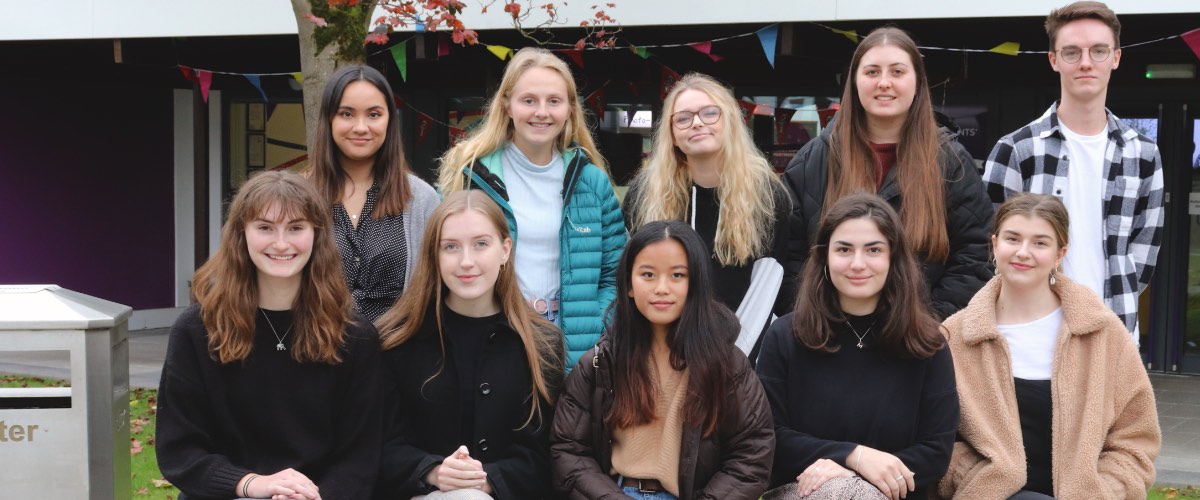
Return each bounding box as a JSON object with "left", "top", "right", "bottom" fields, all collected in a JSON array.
[{"left": 156, "top": 169, "right": 1158, "bottom": 500}]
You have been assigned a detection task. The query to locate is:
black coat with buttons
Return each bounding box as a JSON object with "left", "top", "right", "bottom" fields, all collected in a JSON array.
[{"left": 374, "top": 307, "right": 564, "bottom": 500}]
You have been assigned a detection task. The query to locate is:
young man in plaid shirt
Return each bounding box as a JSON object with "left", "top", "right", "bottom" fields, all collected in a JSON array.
[{"left": 983, "top": 1, "right": 1164, "bottom": 342}]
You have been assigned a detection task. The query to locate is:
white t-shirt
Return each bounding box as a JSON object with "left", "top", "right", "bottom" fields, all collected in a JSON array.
[
  {"left": 997, "top": 307, "right": 1063, "bottom": 380},
  {"left": 1060, "top": 123, "right": 1108, "bottom": 301},
  {"left": 503, "top": 143, "right": 564, "bottom": 303}
]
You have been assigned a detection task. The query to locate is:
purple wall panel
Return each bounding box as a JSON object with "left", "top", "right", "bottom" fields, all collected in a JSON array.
[{"left": 0, "top": 83, "right": 176, "bottom": 310}]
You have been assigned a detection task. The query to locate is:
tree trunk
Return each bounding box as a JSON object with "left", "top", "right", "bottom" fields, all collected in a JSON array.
[{"left": 289, "top": 0, "right": 367, "bottom": 153}]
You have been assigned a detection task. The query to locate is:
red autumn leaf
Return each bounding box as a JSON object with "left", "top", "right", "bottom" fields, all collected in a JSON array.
[
  {"left": 575, "top": 38, "right": 587, "bottom": 50},
  {"left": 303, "top": 13, "right": 328, "bottom": 28},
  {"left": 364, "top": 33, "right": 390, "bottom": 45}
]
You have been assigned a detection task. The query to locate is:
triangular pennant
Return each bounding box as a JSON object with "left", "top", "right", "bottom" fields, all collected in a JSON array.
[
  {"left": 244, "top": 74, "right": 268, "bottom": 103},
  {"left": 178, "top": 66, "right": 197, "bottom": 82},
  {"left": 1181, "top": 28, "right": 1200, "bottom": 61},
  {"left": 487, "top": 45, "right": 513, "bottom": 61},
  {"left": 197, "top": 70, "right": 212, "bottom": 103},
  {"left": 775, "top": 107, "right": 798, "bottom": 142},
  {"left": 688, "top": 41, "right": 722, "bottom": 62},
  {"left": 831, "top": 28, "right": 859, "bottom": 43},
  {"left": 558, "top": 49, "right": 584, "bottom": 68},
  {"left": 633, "top": 46, "right": 650, "bottom": 59},
  {"left": 660, "top": 66, "right": 682, "bottom": 100},
  {"left": 737, "top": 100, "right": 758, "bottom": 124},
  {"left": 449, "top": 127, "right": 468, "bottom": 145},
  {"left": 291, "top": 72, "right": 303, "bottom": 84},
  {"left": 391, "top": 41, "right": 408, "bottom": 81},
  {"left": 394, "top": 96, "right": 405, "bottom": 109},
  {"left": 989, "top": 42, "right": 1020, "bottom": 56},
  {"left": 438, "top": 34, "right": 451, "bottom": 58},
  {"left": 818, "top": 105, "right": 839, "bottom": 128},
  {"left": 416, "top": 113, "right": 435, "bottom": 146},
  {"left": 757, "top": 24, "right": 779, "bottom": 68},
  {"left": 586, "top": 88, "right": 606, "bottom": 121}
]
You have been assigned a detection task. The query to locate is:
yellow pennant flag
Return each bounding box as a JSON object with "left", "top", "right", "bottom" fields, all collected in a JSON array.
[
  {"left": 831, "top": 29, "right": 859, "bottom": 43},
  {"left": 989, "top": 42, "right": 1020, "bottom": 56},
  {"left": 291, "top": 72, "right": 303, "bottom": 84},
  {"left": 487, "top": 45, "right": 514, "bottom": 61}
]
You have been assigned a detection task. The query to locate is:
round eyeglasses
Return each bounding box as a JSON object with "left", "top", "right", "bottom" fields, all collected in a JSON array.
[
  {"left": 671, "top": 106, "right": 722, "bottom": 129},
  {"left": 1056, "top": 46, "right": 1112, "bottom": 64}
]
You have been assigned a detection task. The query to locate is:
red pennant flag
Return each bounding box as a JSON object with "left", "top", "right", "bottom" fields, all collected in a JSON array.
[
  {"left": 438, "top": 34, "right": 451, "bottom": 58},
  {"left": 688, "top": 41, "right": 723, "bottom": 62},
  {"left": 558, "top": 49, "right": 584, "bottom": 68},
  {"left": 1183, "top": 28, "right": 1200, "bottom": 61},
  {"left": 449, "top": 127, "right": 468, "bottom": 145},
  {"left": 775, "top": 107, "right": 798, "bottom": 142},
  {"left": 660, "top": 66, "right": 682, "bottom": 100},
  {"left": 736, "top": 100, "right": 758, "bottom": 124},
  {"left": 416, "top": 113, "right": 435, "bottom": 146},
  {"left": 394, "top": 96, "right": 405, "bottom": 109},
  {"left": 818, "top": 104, "right": 839, "bottom": 128},
  {"left": 586, "top": 88, "right": 606, "bottom": 121},
  {"left": 197, "top": 70, "right": 213, "bottom": 103},
  {"left": 179, "top": 66, "right": 197, "bottom": 82}
]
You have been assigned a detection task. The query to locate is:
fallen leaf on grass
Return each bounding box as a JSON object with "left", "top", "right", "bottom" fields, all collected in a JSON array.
[
  {"left": 135, "top": 487, "right": 149, "bottom": 495},
  {"left": 152, "top": 478, "right": 172, "bottom": 488},
  {"left": 131, "top": 438, "right": 143, "bottom": 455}
]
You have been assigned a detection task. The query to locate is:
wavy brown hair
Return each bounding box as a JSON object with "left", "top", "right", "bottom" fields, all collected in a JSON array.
[
  {"left": 607, "top": 221, "right": 740, "bottom": 437},
  {"left": 825, "top": 26, "right": 950, "bottom": 263},
  {"left": 792, "top": 192, "right": 944, "bottom": 360},
  {"left": 192, "top": 170, "right": 354, "bottom": 364},
  {"left": 1046, "top": 1, "right": 1121, "bottom": 50},
  {"left": 376, "top": 190, "right": 565, "bottom": 426},
  {"left": 306, "top": 64, "right": 412, "bottom": 219}
]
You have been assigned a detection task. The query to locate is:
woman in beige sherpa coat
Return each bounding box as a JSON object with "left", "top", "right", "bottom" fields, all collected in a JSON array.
[{"left": 938, "top": 193, "right": 1160, "bottom": 500}]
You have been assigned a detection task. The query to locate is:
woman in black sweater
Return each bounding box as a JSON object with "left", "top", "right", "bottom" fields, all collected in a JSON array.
[
  {"left": 756, "top": 193, "right": 958, "bottom": 500},
  {"left": 156, "top": 170, "right": 381, "bottom": 500},
  {"left": 373, "top": 189, "right": 565, "bottom": 500}
]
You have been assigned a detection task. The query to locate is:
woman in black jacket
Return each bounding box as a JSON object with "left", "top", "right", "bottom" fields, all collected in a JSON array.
[
  {"left": 780, "top": 27, "right": 992, "bottom": 319},
  {"left": 374, "top": 189, "right": 565, "bottom": 500}
]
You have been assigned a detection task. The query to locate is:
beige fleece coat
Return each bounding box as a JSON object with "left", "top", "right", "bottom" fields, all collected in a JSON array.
[{"left": 937, "top": 276, "right": 1160, "bottom": 499}]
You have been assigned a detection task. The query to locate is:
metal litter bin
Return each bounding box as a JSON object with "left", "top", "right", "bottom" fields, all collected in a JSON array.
[{"left": 0, "top": 285, "right": 132, "bottom": 499}]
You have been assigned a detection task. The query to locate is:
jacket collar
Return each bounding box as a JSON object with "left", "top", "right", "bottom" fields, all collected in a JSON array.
[
  {"left": 466, "top": 144, "right": 592, "bottom": 206},
  {"left": 957, "top": 274, "right": 1113, "bottom": 346},
  {"left": 412, "top": 304, "right": 517, "bottom": 342}
]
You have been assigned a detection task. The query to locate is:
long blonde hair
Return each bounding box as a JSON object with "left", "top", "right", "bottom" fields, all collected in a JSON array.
[
  {"left": 631, "top": 73, "right": 782, "bottom": 266},
  {"left": 375, "top": 190, "right": 565, "bottom": 425},
  {"left": 192, "top": 171, "right": 353, "bottom": 364},
  {"left": 438, "top": 47, "right": 606, "bottom": 193}
]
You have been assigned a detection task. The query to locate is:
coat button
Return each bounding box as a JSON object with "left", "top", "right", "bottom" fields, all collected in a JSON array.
[
  {"left": 478, "top": 438, "right": 489, "bottom": 451},
  {"left": 479, "top": 383, "right": 491, "bottom": 395}
]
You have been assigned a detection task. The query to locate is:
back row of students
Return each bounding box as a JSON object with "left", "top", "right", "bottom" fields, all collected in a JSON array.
[{"left": 155, "top": 1, "right": 1163, "bottom": 498}]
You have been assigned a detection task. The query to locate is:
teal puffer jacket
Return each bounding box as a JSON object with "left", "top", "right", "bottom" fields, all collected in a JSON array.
[{"left": 458, "top": 147, "right": 626, "bottom": 368}]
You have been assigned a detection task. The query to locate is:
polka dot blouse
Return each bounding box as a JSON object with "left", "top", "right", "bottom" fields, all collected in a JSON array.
[{"left": 332, "top": 180, "right": 407, "bottom": 322}]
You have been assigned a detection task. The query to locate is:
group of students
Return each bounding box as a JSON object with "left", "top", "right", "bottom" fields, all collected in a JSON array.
[{"left": 155, "top": 2, "right": 1163, "bottom": 499}]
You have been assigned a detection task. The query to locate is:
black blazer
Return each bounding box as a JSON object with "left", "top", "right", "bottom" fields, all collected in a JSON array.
[{"left": 374, "top": 308, "right": 563, "bottom": 500}]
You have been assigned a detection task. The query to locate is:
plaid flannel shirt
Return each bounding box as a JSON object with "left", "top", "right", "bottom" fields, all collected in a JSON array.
[{"left": 983, "top": 102, "right": 1164, "bottom": 335}]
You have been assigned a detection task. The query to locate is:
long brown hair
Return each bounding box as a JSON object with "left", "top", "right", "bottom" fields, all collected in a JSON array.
[
  {"left": 607, "top": 221, "right": 740, "bottom": 437},
  {"left": 792, "top": 192, "right": 944, "bottom": 359},
  {"left": 376, "top": 190, "right": 565, "bottom": 425},
  {"left": 192, "top": 170, "right": 353, "bottom": 364},
  {"left": 826, "top": 26, "right": 949, "bottom": 262},
  {"left": 306, "top": 64, "right": 412, "bottom": 219}
]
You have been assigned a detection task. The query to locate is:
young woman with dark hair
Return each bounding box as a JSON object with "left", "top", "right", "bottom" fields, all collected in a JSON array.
[
  {"left": 757, "top": 192, "right": 958, "bottom": 500},
  {"left": 938, "top": 193, "right": 1159, "bottom": 499},
  {"left": 781, "top": 27, "right": 992, "bottom": 320},
  {"left": 551, "top": 220, "right": 774, "bottom": 500},
  {"left": 307, "top": 64, "right": 438, "bottom": 322},
  {"left": 373, "top": 190, "right": 565, "bottom": 500},
  {"left": 156, "top": 170, "right": 381, "bottom": 500}
]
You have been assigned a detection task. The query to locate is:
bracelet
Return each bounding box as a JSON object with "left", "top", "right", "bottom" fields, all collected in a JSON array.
[
  {"left": 853, "top": 447, "right": 863, "bottom": 471},
  {"left": 242, "top": 474, "right": 258, "bottom": 497}
]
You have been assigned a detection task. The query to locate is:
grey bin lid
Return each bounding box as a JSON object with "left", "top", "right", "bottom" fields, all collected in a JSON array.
[{"left": 0, "top": 285, "right": 133, "bottom": 330}]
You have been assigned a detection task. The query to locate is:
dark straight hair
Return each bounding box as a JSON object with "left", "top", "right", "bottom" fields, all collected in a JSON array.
[
  {"left": 792, "top": 192, "right": 944, "bottom": 359},
  {"left": 606, "top": 220, "right": 740, "bottom": 437},
  {"left": 307, "top": 64, "right": 412, "bottom": 219}
]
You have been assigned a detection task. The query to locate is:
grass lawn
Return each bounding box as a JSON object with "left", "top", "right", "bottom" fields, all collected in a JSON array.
[{"left": 0, "top": 374, "right": 179, "bottom": 499}]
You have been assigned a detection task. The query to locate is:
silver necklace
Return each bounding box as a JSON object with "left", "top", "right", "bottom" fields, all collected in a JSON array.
[
  {"left": 846, "top": 320, "right": 876, "bottom": 349},
  {"left": 259, "top": 308, "right": 293, "bottom": 351}
]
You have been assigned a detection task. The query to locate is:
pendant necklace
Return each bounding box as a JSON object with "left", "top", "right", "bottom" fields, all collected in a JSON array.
[
  {"left": 259, "top": 308, "right": 293, "bottom": 351},
  {"left": 846, "top": 319, "right": 876, "bottom": 349}
]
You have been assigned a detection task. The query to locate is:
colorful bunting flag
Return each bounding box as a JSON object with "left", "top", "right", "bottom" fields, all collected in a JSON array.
[
  {"left": 391, "top": 41, "right": 408, "bottom": 81},
  {"left": 818, "top": 105, "right": 839, "bottom": 128},
  {"left": 832, "top": 29, "right": 859, "bottom": 43},
  {"left": 438, "top": 35, "right": 451, "bottom": 58},
  {"left": 197, "top": 70, "right": 212, "bottom": 103},
  {"left": 487, "top": 45, "right": 514, "bottom": 61},
  {"left": 1182, "top": 28, "right": 1200, "bottom": 61},
  {"left": 688, "top": 41, "right": 723, "bottom": 62},
  {"left": 633, "top": 47, "right": 650, "bottom": 59},
  {"left": 179, "top": 66, "right": 196, "bottom": 82},
  {"left": 757, "top": 24, "right": 779, "bottom": 68},
  {"left": 291, "top": 72, "right": 303, "bottom": 84},
  {"left": 586, "top": 88, "right": 606, "bottom": 121},
  {"left": 416, "top": 113, "right": 435, "bottom": 146},
  {"left": 774, "top": 107, "right": 798, "bottom": 142},
  {"left": 558, "top": 49, "right": 585, "bottom": 68},
  {"left": 660, "top": 66, "right": 682, "bottom": 100},
  {"left": 736, "top": 100, "right": 758, "bottom": 124},
  {"left": 449, "top": 127, "right": 468, "bottom": 145},
  {"left": 244, "top": 74, "right": 268, "bottom": 103},
  {"left": 989, "top": 42, "right": 1020, "bottom": 56}
]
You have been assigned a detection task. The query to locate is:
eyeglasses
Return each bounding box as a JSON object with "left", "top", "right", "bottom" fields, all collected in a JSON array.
[
  {"left": 1056, "top": 46, "right": 1113, "bottom": 64},
  {"left": 671, "top": 106, "right": 722, "bottom": 129}
]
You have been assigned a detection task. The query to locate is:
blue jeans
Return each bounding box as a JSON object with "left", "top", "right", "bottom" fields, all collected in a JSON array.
[{"left": 621, "top": 486, "right": 678, "bottom": 500}]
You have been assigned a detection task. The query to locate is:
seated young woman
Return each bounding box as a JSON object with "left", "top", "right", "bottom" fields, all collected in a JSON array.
[
  {"left": 156, "top": 170, "right": 382, "bottom": 500},
  {"left": 373, "top": 189, "right": 565, "bottom": 500}
]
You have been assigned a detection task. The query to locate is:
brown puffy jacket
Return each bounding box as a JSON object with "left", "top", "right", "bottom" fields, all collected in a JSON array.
[{"left": 550, "top": 340, "right": 775, "bottom": 499}]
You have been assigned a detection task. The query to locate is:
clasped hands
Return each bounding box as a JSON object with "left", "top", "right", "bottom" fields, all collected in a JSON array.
[
  {"left": 795, "top": 445, "right": 915, "bottom": 500},
  {"left": 425, "top": 445, "right": 493, "bottom": 494}
]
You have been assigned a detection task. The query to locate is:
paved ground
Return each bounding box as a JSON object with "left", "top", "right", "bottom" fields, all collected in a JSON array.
[{"left": 1, "top": 327, "right": 1198, "bottom": 486}]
